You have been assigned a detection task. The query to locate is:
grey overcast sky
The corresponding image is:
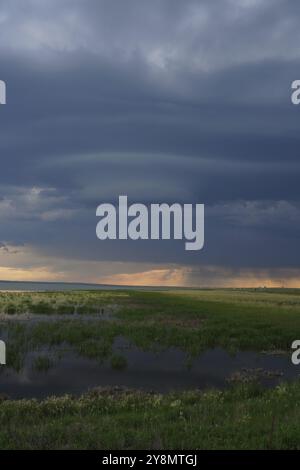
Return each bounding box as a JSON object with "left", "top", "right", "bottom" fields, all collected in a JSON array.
[{"left": 0, "top": 0, "right": 300, "bottom": 286}]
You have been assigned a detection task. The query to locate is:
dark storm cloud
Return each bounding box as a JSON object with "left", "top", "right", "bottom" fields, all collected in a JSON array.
[{"left": 0, "top": 0, "right": 300, "bottom": 275}]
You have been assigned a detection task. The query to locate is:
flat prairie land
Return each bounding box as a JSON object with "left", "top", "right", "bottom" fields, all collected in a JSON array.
[{"left": 0, "top": 288, "right": 300, "bottom": 449}]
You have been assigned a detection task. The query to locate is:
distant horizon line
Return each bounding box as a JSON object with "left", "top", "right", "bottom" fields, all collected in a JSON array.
[
  {"left": 0, "top": 279, "right": 297, "bottom": 291},
  {"left": 0, "top": 279, "right": 191, "bottom": 290}
]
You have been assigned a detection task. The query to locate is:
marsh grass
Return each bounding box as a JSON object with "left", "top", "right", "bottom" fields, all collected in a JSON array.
[
  {"left": 0, "top": 290, "right": 128, "bottom": 316},
  {"left": 2, "top": 288, "right": 300, "bottom": 370},
  {"left": 0, "top": 382, "right": 299, "bottom": 449},
  {"left": 33, "top": 355, "right": 55, "bottom": 372},
  {"left": 1, "top": 289, "right": 300, "bottom": 449}
]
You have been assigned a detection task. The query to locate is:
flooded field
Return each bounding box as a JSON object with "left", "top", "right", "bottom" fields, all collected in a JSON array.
[
  {"left": 0, "top": 288, "right": 300, "bottom": 400},
  {"left": 0, "top": 334, "right": 298, "bottom": 399},
  {"left": 0, "top": 288, "right": 300, "bottom": 449}
]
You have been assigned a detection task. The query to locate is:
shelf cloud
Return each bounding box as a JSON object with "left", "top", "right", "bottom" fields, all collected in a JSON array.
[{"left": 0, "top": 0, "right": 299, "bottom": 286}]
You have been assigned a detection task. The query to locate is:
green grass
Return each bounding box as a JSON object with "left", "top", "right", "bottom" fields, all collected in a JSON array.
[
  {"left": 1, "top": 288, "right": 300, "bottom": 449},
  {"left": 33, "top": 355, "right": 55, "bottom": 372},
  {"left": 117, "top": 289, "right": 300, "bottom": 352},
  {"left": 2, "top": 288, "right": 300, "bottom": 370},
  {"left": 0, "top": 382, "right": 300, "bottom": 449},
  {"left": 0, "top": 290, "right": 127, "bottom": 316}
]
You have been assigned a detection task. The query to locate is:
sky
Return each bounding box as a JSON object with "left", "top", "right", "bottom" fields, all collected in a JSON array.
[{"left": 0, "top": 0, "right": 300, "bottom": 287}]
